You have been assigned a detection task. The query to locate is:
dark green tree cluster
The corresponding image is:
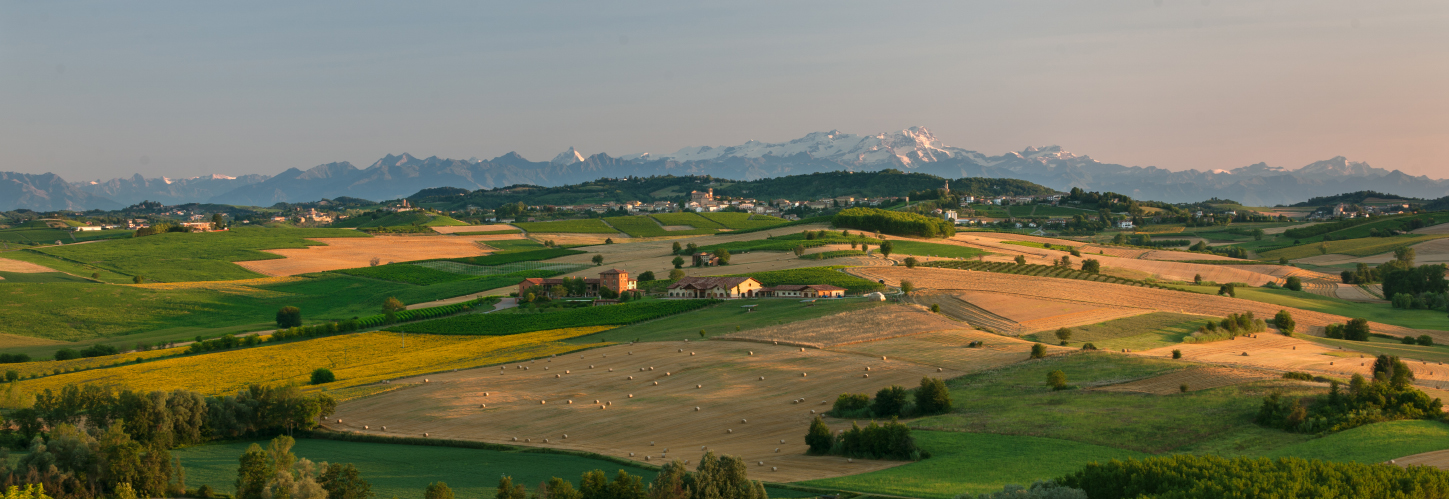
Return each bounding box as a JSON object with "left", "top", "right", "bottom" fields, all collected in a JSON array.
[
  {"left": 832, "top": 208, "right": 954, "bottom": 238},
  {"left": 1273, "top": 310, "right": 1295, "bottom": 334},
  {"left": 1058, "top": 454, "right": 1449, "bottom": 498},
  {"left": 276, "top": 306, "right": 303, "bottom": 328},
  {"left": 828, "top": 378, "right": 951, "bottom": 419},
  {"left": 804, "top": 417, "right": 924, "bottom": 461},
  {"left": 491, "top": 452, "right": 766, "bottom": 499},
  {"left": 1257, "top": 355, "right": 1441, "bottom": 434},
  {"left": 0, "top": 423, "right": 182, "bottom": 499},
  {"left": 1079, "top": 259, "right": 1100, "bottom": 274},
  {"left": 236, "top": 436, "right": 371, "bottom": 499},
  {"left": 1194, "top": 312, "right": 1266, "bottom": 338},
  {"left": 52, "top": 344, "right": 119, "bottom": 361},
  {"left": 1323, "top": 317, "right": 1371, "bottom": 341}
]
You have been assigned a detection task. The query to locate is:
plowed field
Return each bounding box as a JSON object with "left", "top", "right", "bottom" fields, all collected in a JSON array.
[
  {"left": 720, "top": 305, "right": 964, "bottom": 348},
  {"left": 332, "top": 340, "right": 957, "bottom": 482},
  {"left": 0, "top": 257, "right": 58, "bottom": 273},
  {"left": 950, "top": 233, "right": 1280, "bottom": 285},
  {"left": 954, "top": 291, "right": 1149, "bottom": 333},
  {"left": 1135, "top": 334, "right": 1449, "bottom": 389},
  {"left": 828, "top": 329, "right": 1065, "bottom": 372},
  {"left": 847, "top": 267, "right": 1424, "bottom": 339},
  {"left": 235, "top": 236, "right": 497, "bottom": 276},
  {"left": 430, "top": 225, "right": 521, "bottom": 234}
]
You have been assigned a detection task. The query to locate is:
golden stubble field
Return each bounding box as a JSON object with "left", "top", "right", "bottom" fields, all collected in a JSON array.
[
  {"left": 720, "top": 305, "right": 964, "bottom": 348},
  {"left": 0, "top": 257, "right": 59, "bottom": 273},
  {"left": 332, "top": 340, "right": 961, "bottom": 482},
  {"left": 235, "top": 235, "right": 508, "bottom": 276}
]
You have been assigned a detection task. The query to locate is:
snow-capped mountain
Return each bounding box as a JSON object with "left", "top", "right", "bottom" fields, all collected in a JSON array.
[{"left": 5, "top": 126, "right": 1445, "bottom": 211}]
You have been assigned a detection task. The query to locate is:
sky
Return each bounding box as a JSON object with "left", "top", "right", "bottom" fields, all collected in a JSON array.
[{"left": 2, "top": 0, "right": 1446, "bottom": 181}]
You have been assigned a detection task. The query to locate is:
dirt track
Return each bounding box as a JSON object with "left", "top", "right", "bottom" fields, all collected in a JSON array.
[{"left": 332, "top": 340, "right": 957, "bottom": 482}]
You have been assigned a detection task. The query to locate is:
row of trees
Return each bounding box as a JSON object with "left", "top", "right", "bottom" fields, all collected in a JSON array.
[
  {"left": 805, "top": 417, "right": 925, "bottom": 461},
  {"left": 828, "top": 377, "right": 952, "bottom": 419},
  {"left": 1057, "top": 454, "right": 1449, "bottom": 498},
  {"left": 1256, "top": 355, "right": 1441, "bottom": 434},
  {"left": 479, "top": 451, "right": 768, "bottom": 499},
  {"left": 236, "top": 436, "right": 370, "bottom": 499},
  {"left": 1323, "top": 318, "right": 1372, "bottom": 341},
  {"left": 832, "top": 208, "right": 954, "bottom": 238}
]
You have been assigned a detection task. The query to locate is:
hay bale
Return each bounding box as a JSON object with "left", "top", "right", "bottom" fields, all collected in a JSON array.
[
  {"left": 485, "top": 392, "right": 490, "bottom": 396},
  {"left": 651, "top": 441, "right": 656, "bottom": 445},
  {"left": 568, "top": 400, "right": 573, "bottom": 404},
  {"left": 695, "top": 407, "right": 701, "bottom": 411},
  {"left": 364, "top": 425, "right": 369, "bottom": 430},
  {"left": 937, "top": 368, "right": 943, "bottom": 372},
  {"left": 336, "top": 419, "right": 342, "bottom": 423},
  {"left": 771, "top": 467, "right": 777, "bottom": 472},
  {"left": 425, "top": 379, "right": 430, "bottom": 382},
  {"left": 556, "top": 374, "right": 561, "bottom": 378},
  {"left": 629, "top": 394, "right": 633, "bottom": 398},
  {"left": 691, "top": 352, "right": 695, "bottom": 356},
  {"left": 630, "top": 452, "right": 635, "bottom": 456},
  {"left": 544, "top": 438, "right": 550, "bottom": 443},
  {"left": 697, "top": 385, "right": 702, "bottom": 388},
  {"left": 666, "top": 372, "right": 671, "bottom": 376},
  {"left": 741, "top": 419, "right": 747, "bottom": 423},
  {"left": 727, "top": 429, "right": 733, "bottom": 433},
  {"left": 563, "top": 434, "right": 569, "bottom": 438},
  {"left": 759, "top": 376, "right": 765, "bottom": 380},
  {"left": 541, "top": 400, "right": 547, "bottom": 404},
  {"left": 780, "top": 439, "right": 786, "bottom": 443},
  {"left": 424, "top": 433, "right": 430, "bottom": 437},
  {"left": 865, "top": 366, "right": 870, "bottom": 371},
  {"left": 679, "top": 349, "right": 684, "bottom": 352},
  {"left": 629, "top": 376, "right": 634, "bottom": 380},
  {"left": 811, "top": 410, "right": 816, "bottom": 414},
  {"left": 609, "top": 368, "right": 614, "bottom": 372},
  {"left": 800, "top": 347, "right": 805, "bottom": 352},
  {"left": 654, "top": 381, "right": 659, "bottom": 385},
  {"left": 801, "top": 373, "right": 807, "bottom": 377},
  {"left": 749, "top": 351, "right": 753, "bottom": 355},
  {"left": 382, "top": 426, "right": 387, "bottom": 431},
  {"left": 774, "top": 448, "right": 780, "bottom": 453},
  {"left": 863, "top": 374, "right": 869, "bottom": 378},
  {"left": 566, "top": 370, "right": 570, "bottom": 374},
  {"left": 758, "top": 461, "right": 763, "bottom": 466}
]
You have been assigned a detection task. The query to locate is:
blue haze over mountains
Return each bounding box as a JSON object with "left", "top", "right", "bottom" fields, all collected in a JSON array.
[{"left": 4, "top": 127, "right": 1446, "bottom": 211}]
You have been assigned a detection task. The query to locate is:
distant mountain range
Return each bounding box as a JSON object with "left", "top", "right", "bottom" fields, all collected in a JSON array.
[{"left": 4, "top": 126, "right": 1447, "bottom": 211}]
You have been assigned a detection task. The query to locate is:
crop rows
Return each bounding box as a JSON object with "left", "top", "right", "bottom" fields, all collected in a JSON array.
[
  {"left": 403, "top": 299, "right": 719, "bottom": 335},
  {"left": 513, "top": 219, "right": 619, "bottom": 234},
  {"left": 922, "top": 260, "right": 1172, "bottom": 290},
  {"left": 604, "top": 216, "right": 716, "bottom": 237},
  {"left": 415, "top": 260, "right": 590, "bottom": 276},
  {"left": 697, "top": 212, "right": 788, "bottom": 230},
  {"left": 447, "top": 248, "right": 586, "bottom": 266},
  {"left": 649, "top": 212, "right": 726, "bottom": 229},
  {"left": 697, "top": 231, "right": 883, "bottom": 254},
  {"left": 801, "top": 250, "right": 866, "bottom": 260}
]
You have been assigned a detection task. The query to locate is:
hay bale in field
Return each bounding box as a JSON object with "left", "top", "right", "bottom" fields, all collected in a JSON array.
[
  {"left": 741, "top": 419, "right": 747, "bottom": 423},
  {"left": 863, "top": 374, "right": 869, "bottom": 378},
  {"left": 485, "top": 392, "right": 490, "bottom": 396},
  {"left": 727, "top": 429, "right": 733, "bottom": 433},
  {"left": 679, "top": 349, "right": 684, "bottom": 352},
  {"left": 424, "top": 433, "right": 429, "bottom": 437},
  {"left": 938, "top": 368, "right": 943, "bottom": 372},
  {"left": 691, "top": 352, "right": 696, "bottom": 356},
  {"left": 629, "top": 376, "right": 634, "bottom": 380},
  {"left": 336, "top": 419, "right": 342, "bottom": 423},
  {"left": 544, "top": 438, "right": 550, "bottom": 443},
  {"left": 759, "top": 376, "right": 765, "bottom": 380},
  {"left": 779, "top": 439, "right": 785, "bottom": 443},
  {"left": 629, "top": 394, "right": 634, "bottom": 398},
  {"left": 749, "top": 351, "right": 754, "bottom": 355},
  {"left": 364, "top": 425, "right": 369, "bottom": 430},
  {"left": 556, "top": 374, "right": 561, "bottom": 378},
  {"left": 654, "top": 381, "right": 659, "bottom": 385},
  {"left": 695, "top": 407, "right": 701, "bottom": 411},
  {"left": 541, "top": 400, "right": 547, "bottom": 404},
  {"left": 568, "top": 400, "right": 573, "bottom": 404},
  {"left": 381, "top": 426, "right": 387, "bottom": 431},
  {"left": 775, "top": 448, "right": 779, "bottom": 453},
  {"left": 772, "top": 467, "right": 777, "bottom": 472},
  {"left": 666, "top": 372, "right": 671, "bottom": 376},
  {"left": 563, "top": 434, "right": 569, "bottom": 438},
  {"left": 566, "top": 370, "right": 570, "bottom": 374},
  {"left": 802, "top": 372, "right": 807, "bottom": 377}
]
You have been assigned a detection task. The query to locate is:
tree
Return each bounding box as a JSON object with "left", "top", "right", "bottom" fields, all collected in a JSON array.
[
  {"left": 1015, "top": 255, "right": 1027, "bottom": 265},
  {"left": 1055, "top": 328, "right": 1072, "bottom": 342},
  {"left": 549, "top": 284, "right": 569, "bottom": 299},
  {"left": 211, "top": 213, "right": 225, "bottom": 231},
  {"left": 1279, "top": 257, "right": 1290, "bottom": 265},
  {"left": 1419, "top": 335, "right": 1435, "bottom": 346},
  {"left": 871, "top": 385, "right": 909, "bottom": 417},
  {"left": 311, "top": 368, "right": 335, "bottom": 385},
  {"left": 671, "top": 256, "right": 685, "bottom": 269},
  {"left": 904, "top": 257, "right": 918, "bottom": 269},
  {"left": 1285, "top": 276, "right": 1303, "bottom": 291},
  {"left": 900, "top": 280, "right": 914, "bottom": 294},
  {"left": 1274, "top": 310, "right": 1295, "bottom": 335},
  {"left": 1172, "top": 349, "right": 1182, "bottom": 359},
  {"left": 792, "top": 245, "right": 805, "bottom": 256},
  {"left": 1059, "top": 255, "right": 1071, "bottom": 268},
  {"left": 685, "top": 243, "right": 698, "bottom": 254},
  {"left": 319, "top": 463, "right": 372, "bottom": 499},
  {"left": 425, "top": 482, "right": 454, "bottom": 499},
  {"left": 1395, "top": 247, "right": 1417, "bottom": 267},
  {"left": 496, "top": 477, "right": 526, "bottom": 499},
  {"left": 133, "top": 275, "right": 145, "bottom": 284},
  {"left": 276, "top": 306, "right": 303, "bottom": 328},
  {"left": 1252, "top": 228, "right": 1264, "bottom": 241},
  {"left": 1319, "top": 241, "right": 1330, "bottom": 255},
  {"left": 1218, "top": 284, "right": 1236, "bottom": 297},
  {"left": 880, "top": 241, "right": 894, "bottom": 258},
  {"left": 1047, "top": 370, "right": 1068, "bottom": 390},
  {"left": 915, "top": 377, "right": 951, "bottom": 415},
  {"left": 637, "top": 271, "right": 655, "bottom": 282},
  {"left": 369, "top": 257, "right": 380, "bottom": 267},
  {"left": 235, "top": 443, "right": 272, "bottom": 499},
  {"left": 1030, "top": 344, "right": 1046, "bottom": 359},
  {"left": 713, "top": 248, "right": 731, "bottom": 265},
  {"left": 1194, "top": 274, "right": 1203, "bottom": 284},
  {"left": 668, "top": 269, "right": 685, "bottom": 281},
  {"left": 672, "top": 242, "right": 682, "bottom": 255},
  {"left": 1080, "top": 259, "right": 1100, "bottom": 274},
  {"left": 1344, "top": 317, "right": 1371, "bottom": 341},
  {"left": 382, "top": 297, "right": 405, "bottom": 323},
  {"left": 805, "top": 416, "right": 834, "bottom": 453},
  {"left": 592, "top": 254, "right": 604, "bottom": 266}
]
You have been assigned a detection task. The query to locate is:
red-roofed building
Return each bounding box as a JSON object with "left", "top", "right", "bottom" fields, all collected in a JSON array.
[
  {"left": 518, "top": 269, "right": 637, "bottom": 297},
  {"left": 666, "top": 276, "right": 764, "bottom": 299}
]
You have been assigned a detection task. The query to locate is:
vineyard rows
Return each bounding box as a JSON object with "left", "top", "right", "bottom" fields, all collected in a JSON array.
[
  {"left": 403, "top": 299, "right": 719, "bottom": 335},
  {"left": 922, "top": 260, "right": 1175, "bottom": 290}
]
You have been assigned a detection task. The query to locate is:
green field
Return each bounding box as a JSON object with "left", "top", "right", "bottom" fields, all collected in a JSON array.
[
  {"left": 802, "top": 431, "right": 1147, "bottom": 499},
  {"left": 333, "top": 264, "right": 492, "bottom": 285},
  {"left": 718, "top": 266, "right": 885, "bottom": 294},
  {"left": 564, "top": 298, "right": 888, "bottom": 344},
  {"left": 0, "top": 228, "right": 134, "bottom": 245},
  {"left": 482, "top": 239, "right": 547, "bottom": 252},
  {"left": 11, "top": 227, "right": 370, "bottom": 283},
  {"left": 1301, "top": 335, "right": 1449, "bottom": 364},
  {"left": 446, "top": 248, "right": 587, "bottom": 266},
  {"left": 1260, "top": 234, "right": 1446, "bottom": 260},
  {"left": 698, "top": 232, "right": 882, "bottom": 254},
  {"left": 332, "top": 212, "right": 467, "bottom": 229},
  {"left": 1259, "top": 420, "right": 1449, "bottom": 463},
  {"left": 697, "top": 212, "right": 788, "bottom": 230},
  {"left": 1004, "top": 205, "right": 1094, "bottom": 218},
  {"left": 513, "top": 219, "right": 620, "bottom": 234},
  {"left": 910, "top": 353, "right": 1318, "bottom": 454},
  {"left": 604, "top": 216, "right": 715, "bottom": 237},
  {"left": 1022, "top": 312, "right": 1203, "bottom": 351},
  {"left": 1175, "top": 284, "right": 1449, "bottom": 331},
  {"left": 885, "top": 240, "right": 989, "bottom": 259},
  {"left": 0, "top": 271, "right": 94, "bottom": 283},
  {"left": 404, "top": 300, "right": 718, "bottom": 336},
  {"left": 0, "top": 273, "right": 525, "bottom": 350},
  {"left": 800, "top": 250, "right": 866, "bottom": 260},
  {"left": 650, "top": 212, "right": 727, "bottom": 229}
]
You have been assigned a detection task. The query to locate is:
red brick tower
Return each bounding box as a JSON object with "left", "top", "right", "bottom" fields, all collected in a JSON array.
[{"left": 598, "top": 269, "right": 629, "bottom": 293}]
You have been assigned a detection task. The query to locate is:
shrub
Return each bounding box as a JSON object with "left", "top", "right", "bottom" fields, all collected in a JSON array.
[
  {"left": 1054, "top": 328, "right": 1072, "bottom": 342},
  {"left": 1015, "top": 255, "right": 1028, "bottom": 265},
  {"left": 1419, "top": 335, "right": 1435, "bottom": 346},
  {"left": 1217, "top": 283, "right": 1236, "bottom": 297},
  {"left": 1080, "top": 343, "right": 1097, "bottom": 350},
  {"left": 311, "top": 368, "right": 336, "bottom": 385},
  {"left": 1282, "top": 372, "right": 1315, "bottom": 381},
  {"left": 904, "top": 257, "right": 918, "bottom": 269},
  {"left": 668, "top": 268, "right": 685, "bottom": 280},
  {"left": 831, "top": 393, "right": 871, "bottom": 417},
  {"left": 1273, "top": 309, "right": 1295, "bottom": 334},
  {"left": 1403, "top": 335, "right": 1419, "bottom": 345},
  {"left": 1284, "top": 276, "right": 1303, "bottom": 291},
  {"left": 0, "top": 353, "right": 29, "bottom": 364},
  {"left": 1171, "top": 349, "right": 1181, "bottom": 359},
  {"left": 833, "top": 207, "right": 955, "bottom": 238},
  {"left": 837, "top": 419, "right": 924, "bottom": 460},
  {"left": 53, "top": 348, "right": 80, "bottom": 361},
  {"left": 424, "top": 482, "right": 453, "bottom": 499},
  {"left": 1194, "top": 274, "right": 1202, "bottom": 284},
  {"left": 915, "top": 377, "right": 952, "bottom": 415},
  {"left": 1344, "top": 317, "right": 1370, "bottom": 341},
  {"left": 900, "top": 280, "right": 914, "bottom": 294},
  {"left": 1047, "top": 370, "right": 1068, "bottom": 390},
  {"left": 1080, "top": 259, "right": 1100, "bottom": 274},
  {"left": 1179, "top": 384, "right": 1189, "bottom": 393},
  {"left": 1030, "top": 344, "right": 1047, "bottom": 359},
  {"left": 806, "top": 416, "right": 835, "bottom": 453},
  {"left": 930, "top": 303, "right": 940, "bottom": 313},
  {"left": 871, "top": 385, "right": 910, "bottom": 417},
  {"left": 637, "top": 271, "right": 655, "bottom": 282},
  {"left": 276, "top": 306, "right": 303, "bottom": 328}
]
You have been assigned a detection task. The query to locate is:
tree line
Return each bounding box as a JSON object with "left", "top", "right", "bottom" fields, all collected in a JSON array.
[
  {"left": 832, "top": 208, "right": 955, "bottom": 238},
  {"left": 1256, "top": 355, "right": 1441, "bottom": 434}
]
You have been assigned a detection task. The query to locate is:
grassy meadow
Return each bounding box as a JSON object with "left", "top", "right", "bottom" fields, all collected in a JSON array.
[
  {"left": 1260, "top": 234, "right": 1446, "bottom": 260},
  {"left": 1175, "top": 284, "right": 1449, "bottom": 331},
  {"left": 1022, "top": 312, "right": 1203, "bottom": 351},
  {"left": 513, "top": 219, "right": 619, "bottom": 234}
]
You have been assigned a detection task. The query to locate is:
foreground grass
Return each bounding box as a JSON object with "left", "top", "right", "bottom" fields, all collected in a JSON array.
[
  {"left": 1175, "top": 284, "right": 1449, "bottom": 331},
  {"left": 1261, "top": 420, "right": 1449, "bottom": 463},
  {"left": 910, "top": 352, "right": 1320, "bottom": 454},
  {"left": 565, "top": 298, "right": 888, "bottom": 344},
  {"left": 802, "top": 431, "right": 1146, "bottom": 499}
]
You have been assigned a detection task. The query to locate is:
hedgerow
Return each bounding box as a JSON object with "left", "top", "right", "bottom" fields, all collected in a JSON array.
[
  {"left": 833, "top": 208, "right": 955, "bottom": 238},
  {"left": 1059, "top": 454, "right": 1449, "bottom": 498}
]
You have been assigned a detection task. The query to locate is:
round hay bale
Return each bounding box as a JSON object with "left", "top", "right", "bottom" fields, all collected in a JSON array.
[
  {"left": 630, "top": 452, "right": 635, "bottom": 457},
  {"left": 654, "top": 381, "right": 659, "bottom": 385},
  {"left": 691, "top": 352, "right": 695, "bottom": 356},
  {"left": 666, "top": 372, "right": 671, "bottom": 376},
  {"left": 629, "top": 376, "right": 634, "bottom": 380},
  {"left": 382, "top": 426, "right": 387, "bottom": 431},
  {"left": 541, "top": 400, "right": 547, "bottom": 404},
  {"left": 695, "top": 407, "right": 701, "bottom": 411},
  {"left": 424, "top": 433, "right": 429, "bottom": 437},
  {"left": 650, "top": 367, "right": 655, "bottom": 370},
  {"left": 865, "top": 367, "right": 870, "bottom": 371},
  {"left": 937, "top": 368, "right": 943, "bottom": 372},
  {"left": 727, "top": 429, "right": 733, "bottom": 433},
  {"left": 595, "top": 400, "right": 600, "bottom": 404},
  {"left": 629, "top": 394, "right": 634, "bottom": 398},
  {"left": 701, "top": 446, "right": 707, "bottom": 450},
  {"left": 563, "top": 434, "right": 569, "bottom": 438},
  {"left": 480, "top": 404, "right": 486, "bottom": 408},
  {"left": 651, "top": 441, "right": 655, "bottom": 445},
  {"left": 544, "top": 438, "right": 550, "bottom": 443},
  {"left": 364, "top": 425, "right": 369, "bottom": 429},
  {"left": 679, "top": 349, "right": 683, "bottom": 352},
  {"left": 485, "top": 392, "right": 490, "bottom": 396},
  {"left": 800, "top": 347, "right": 804, "bottom": 352},
  {"left": 336, "top": 419, "right": 342, "bottom": 423},
  {"left": 545, "top": 367, "right": 550, "bottom": 370},
  {"left": 600, "top": 405, "right": 606, "bottom": 410},
  {"left": 811, "top": 410, "right": 816, "bottom": 414},
  {"left": 629, "top": 351, "right": 633, "bottom": 355},
  {"left": 772, "top": 467, "right": 777, "bottom": 471},
  {"left": 775, "top": 448, "right": 780, "bottom": 453},
  {"left": 645, "top": 456, "right": 650, "bottom": 461},
  {"left": 609, "top": 368, "right": 614, "bottom": 372},
  {"left": 566, "top": 370, "right": 570, "bottom": 374},
  {"left": 608, "top": 401, "right": 612, "bottom": 405},
  {"left": 774, "top": 341, "right": 778, "bottom": 345},
  {"left": 882, "top": 356, "right": 887, "bottom": 360},
  {"left": 863, "top": 374, "right": 869, "bottom": 378},
  {"left": 568, "top": 400, "right": 573, "bottom": 404},
  {"left": 741, "top": 419, "right": 747, "bottom": 423},
  {"left": 801, "top": 372, "right": 807, "bottom": 377},
  {"left": 425, "top": 379, "right": 430, "bottom": 382},
  {"left": 512, "top": 437, "right": 517, "bottom": 441},
  {"left": 847, "top": 458, "right": 852, "bottom": 463},
  {"left": 590, "top": 365, "right": 594, "bottom": 368},
  {"left": 526, "top": 438, "right": 531, "bottom": 442},
  {"left": 697, "top": 385, "right": 702, "bottom": 388},
  {"left": 780, "top": 439, "right": 785, "bottom": 443},
  {"left": 749, "top": 351, "right": 753, "bottom": 355},
  {"left": 556, "top": 374, "right": 561, "bottom": 378},
  {"left": 759, "top": 376, "right": 765, "bottom": 380},
  {"left": 758, "top": 461, "right": 763, "bottom": 466}
]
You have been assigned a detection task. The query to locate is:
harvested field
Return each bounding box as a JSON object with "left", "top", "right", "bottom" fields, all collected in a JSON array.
[
  {"left": 1393, "top": 449, "right": 1449, "bottom": 470},
  {"left": 829, "top": 329, "right": 1062, "bottom": 372},
  {"left": 1134, "top": 334, "right": 1449, "bottom": 389},
  {"left": 954, "top": 291, "right": 1149, "bottom": 333},
  {"left": 847, "top": 267, "right": 1424, "bottom": 339},
  {"left": 0, "top": 257, "right": 59, "bottom": 273},
  {"left": 1139, "top": 249, "right": 1237, "bottom": 261},
  {"left": 236, "top": 236, "right": 497, "bottom": 276},
  {"left": 1092, "top": 367, "right": 1278, "bottom": 395},
  {"left": 1297, "top": 237, "right": 1449, "bottom": 266},
  {"left": 1415, "top": 224, "right": 1449, "bottom": 235},
  {"left": 430, "top": 225, "right": 520, "bottom": 234},
  {"left": 953, "top": 234, "right": 1280, "bottom": 285},
  {"left": 332, "top": 340, "right": 958, "bottom": 482},
  {"left": 1332, "top": 284, "right": 1386, "bottom": 303},
  {"left": 720, "top": 305, "right": 964, "bottom": 348}
]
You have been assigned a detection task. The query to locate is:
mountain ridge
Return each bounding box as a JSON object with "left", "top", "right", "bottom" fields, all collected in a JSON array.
[{"left": 4, "top": 126, "right": 1445, "bottom": 211}]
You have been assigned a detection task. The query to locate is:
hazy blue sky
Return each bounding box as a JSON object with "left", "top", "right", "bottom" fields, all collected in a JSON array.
[{"left": 2, "top": 0, "right": 1445, "bottom": 180}]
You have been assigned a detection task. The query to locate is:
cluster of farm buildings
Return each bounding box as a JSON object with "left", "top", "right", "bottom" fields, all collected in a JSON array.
[{"left": 518, "top": 269, "right": 846, "bottom": 301}]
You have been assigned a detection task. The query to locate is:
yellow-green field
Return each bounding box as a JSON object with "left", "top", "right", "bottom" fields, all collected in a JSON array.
[{"left": 1261, "top": 234, "right": 1446, "bottom": 260}]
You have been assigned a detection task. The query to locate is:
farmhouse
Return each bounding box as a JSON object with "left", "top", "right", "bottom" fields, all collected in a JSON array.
[
  {"left": 761, "top": 284, "right": 846, "bottom": 298},
  {"left": 518, "top": 269, "right": 638, "bottom": 297},
  {"left": 667, "top": 276, "right": 764, "bottom": 299}
]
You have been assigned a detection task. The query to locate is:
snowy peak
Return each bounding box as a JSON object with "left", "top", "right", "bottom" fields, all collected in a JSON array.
[
  {"left": 657, "top": 126, "right": 972, "bottom": 167},
  {"left": 1296, "top": 156, "right": 1387, "bottom": 178},
  {"left": 552, "top": 147, "right": 586, "bottom": 165}
]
